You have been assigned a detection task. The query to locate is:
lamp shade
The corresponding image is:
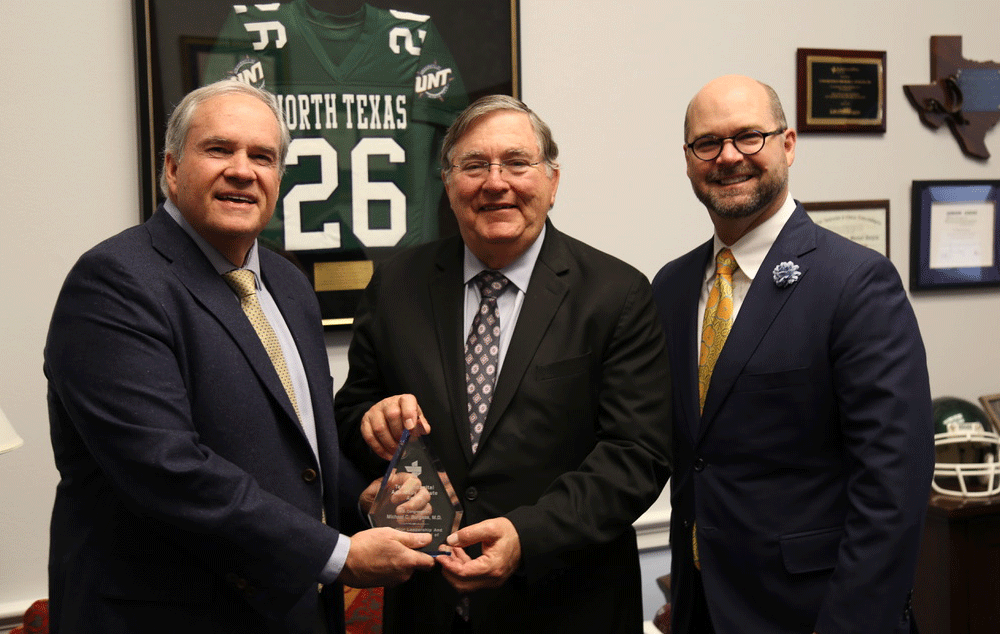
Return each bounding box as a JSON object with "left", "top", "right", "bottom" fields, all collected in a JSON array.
[{"left": 0, "top": 407, "right": 24, "bottom": 454}]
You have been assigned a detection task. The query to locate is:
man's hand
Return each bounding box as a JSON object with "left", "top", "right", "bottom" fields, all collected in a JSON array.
[
  {"left": 358, "top": 478, "right": 382, "bottom": 515},
  {"left": 361, "top": 473, "right": 433, "bottom": 526},
  {"left": 437, "top": 517, "right": 521, "bottom": 592},
  {"left": 339, "top": 527, "right": 436, "bottom": 588},
  {"left": 361, "top": 394, "right": 431, "bottom": 460}
]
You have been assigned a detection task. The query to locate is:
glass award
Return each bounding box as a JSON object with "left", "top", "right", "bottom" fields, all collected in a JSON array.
[{"left": 368, "top": 429, "right": 463, "bottom": 555}]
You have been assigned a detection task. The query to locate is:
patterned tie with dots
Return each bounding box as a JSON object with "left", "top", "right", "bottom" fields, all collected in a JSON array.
[
  {"left": 223, "top": 269, "right": 301, "bottom": 423},
  {"left": 692, "top": 247, "right": 738, "bottom": 570},
  {"left": 465, "top": 270, "right": 510, "bottom": 454}
]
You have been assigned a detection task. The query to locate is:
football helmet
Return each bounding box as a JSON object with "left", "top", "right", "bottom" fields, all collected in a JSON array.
[{"left": 932, "top": 396, "right": 1000, "bottom": 498}]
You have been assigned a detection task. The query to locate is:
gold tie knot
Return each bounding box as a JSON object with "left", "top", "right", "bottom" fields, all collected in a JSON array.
[
  {"left": 716, "top": 248, "right": 737, "bottom": 277},
  {"left": 223, "top": 269, "right": 257, "bottom": 299}
]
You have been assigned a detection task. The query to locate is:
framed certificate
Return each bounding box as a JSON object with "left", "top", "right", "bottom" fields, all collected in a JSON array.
[
  {"left": 804, "top": 200, "right": 890, "bottom": 257},
  {"left": 910, "top": 180, "right": 1000, "bottom": 290},
  {"left": 134, "top": 0, "right": 521, "bottom": 327},
  {"left": 796, "top": 48, "right": 886, "bottom": 133}
]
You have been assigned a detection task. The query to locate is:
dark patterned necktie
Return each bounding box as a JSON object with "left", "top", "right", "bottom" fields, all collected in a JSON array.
[{"left": 465, "top": 270, "right": 510, "bottom": 454}]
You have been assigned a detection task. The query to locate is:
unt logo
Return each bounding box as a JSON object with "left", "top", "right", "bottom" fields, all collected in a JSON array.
[
  {"left": 415, "top": 63, "right": 454, "bottom": 100},
  {"left": 231, "top": 57, "right": 266, "bottom": 89}
]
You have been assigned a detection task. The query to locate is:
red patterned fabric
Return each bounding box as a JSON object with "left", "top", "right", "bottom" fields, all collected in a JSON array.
[
  {"left": 344, "top": 586, "right": 383, "bottom": 634},
  {"left": 10, "top": 599, "right": 48, "bottom": 634}
]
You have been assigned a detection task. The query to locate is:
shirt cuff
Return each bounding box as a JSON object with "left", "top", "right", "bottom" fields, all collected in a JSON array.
[{"left": 318, "top": 534, "right": 351, "bottom": 584}]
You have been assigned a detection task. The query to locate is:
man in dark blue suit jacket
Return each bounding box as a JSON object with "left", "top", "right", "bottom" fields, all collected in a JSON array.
[
  {"left": 651, "top": 75, "right": 933, "bottom": 634},
  {"left": 44, "top": 80, "right": 434, "bottom": 634}
]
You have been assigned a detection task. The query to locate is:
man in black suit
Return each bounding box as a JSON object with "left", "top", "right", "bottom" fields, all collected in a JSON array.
[
  {"left": 651, "top": 74, "right": 933, "bottom": 634},
  {"left": 335, "top": 95, "right": 673, "bottom": 634},
  {"left": 44, "top": 80, "right": 435, "bottom": 634}
]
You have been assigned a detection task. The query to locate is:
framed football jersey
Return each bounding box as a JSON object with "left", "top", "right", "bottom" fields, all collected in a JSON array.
[{"left": 135, "top": 0, "right": 520, "bottom": 326}]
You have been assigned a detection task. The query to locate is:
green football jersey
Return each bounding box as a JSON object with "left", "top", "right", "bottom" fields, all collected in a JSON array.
[{"left": 203, "top": 0, "right": 468, "bottom": 255}]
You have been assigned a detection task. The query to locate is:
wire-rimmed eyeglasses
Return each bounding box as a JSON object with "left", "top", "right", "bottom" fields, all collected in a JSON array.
[
  {"left": 448, "top": 159, "right": 544, "bottom": 180},
  {"left": 685, "top": 129, "right": 785, "bottom": 161}
]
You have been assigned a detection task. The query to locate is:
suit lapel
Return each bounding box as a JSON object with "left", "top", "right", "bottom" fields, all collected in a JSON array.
[
  {"left": 699, "top": 204, "right": 817, "bottom": 431},
  {"left": 428, "top": 238, "right": 474, "bottom": 462},
  {"left": 146, "top": 209, "right": 303, "bottom": 433},
  {"left": 673, "top": 241, "right": 713, "bottom": 443},
  {"left": 262, "top": 256, "right": 323, "bottom": 430},
  {"left": 477, "top": 226, "right": 570, "bottom": 453}
]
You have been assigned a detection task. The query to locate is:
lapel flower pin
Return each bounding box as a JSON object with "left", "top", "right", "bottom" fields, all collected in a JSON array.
[{"left": 772, "top": 261, "right": 801, "bottom": 288}]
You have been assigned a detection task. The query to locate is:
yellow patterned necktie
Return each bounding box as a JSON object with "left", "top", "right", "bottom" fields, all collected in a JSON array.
[
  {"left": 223, "top": 269, "right": 302, "bottom": 423},
  {"left": 698, "top": 248, "right": 738, "bottom": 413},
  {"left": 693, "top": 247, "right": 738, "bottom": 570}
]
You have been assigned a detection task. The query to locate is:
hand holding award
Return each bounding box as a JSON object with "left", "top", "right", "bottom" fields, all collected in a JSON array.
[{"left": 368, "top": 429, "right": 463, "bottom": 555}]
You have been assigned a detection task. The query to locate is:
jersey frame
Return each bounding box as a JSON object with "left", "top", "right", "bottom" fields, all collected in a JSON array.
[{"left": 134, "top": 0, "right": 521, "bottom": 327}]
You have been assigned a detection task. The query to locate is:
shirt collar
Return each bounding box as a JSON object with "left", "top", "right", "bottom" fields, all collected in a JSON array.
[
  {"left": 463, "top": 224, "right": 546, "bottom": 293},
  {"left": 711, "top": 194, "right": 796, "bottom": 283},
  {"left": 162, "top": 199, "right": 262, "bottom": 285}
]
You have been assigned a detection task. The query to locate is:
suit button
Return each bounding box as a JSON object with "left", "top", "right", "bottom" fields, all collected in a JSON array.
[
  {"left": 302, "top": 468, "right": 318, "bottom": 482},
  {"left": 465, "top": 487, "right": 478, "bottom": 501},
  {"left": 693, "top": 458, "right": 706, "bottom": 472},
  {"left": 682, "top": 519, "right": 691, "bottom": 529}
]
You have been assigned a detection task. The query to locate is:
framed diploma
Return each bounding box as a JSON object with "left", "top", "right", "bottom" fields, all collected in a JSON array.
[
  {"left": 804, "top": 200, "right": 890, "bottom": 257},
  {"left": 796, "top": 48, "right": 886, "bottom": 133},
  {"left": 910, "top": 180, "right": 1000, "bottom": 290}
]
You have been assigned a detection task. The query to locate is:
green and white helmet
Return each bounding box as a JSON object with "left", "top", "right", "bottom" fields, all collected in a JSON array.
[{"left": 932, "top": 396, "right": 1000, "bottom": 498}]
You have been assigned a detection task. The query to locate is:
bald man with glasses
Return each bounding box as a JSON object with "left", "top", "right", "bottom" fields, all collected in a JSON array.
[{"left": 651, "top": 74, "right": 933, "bottom": 634}]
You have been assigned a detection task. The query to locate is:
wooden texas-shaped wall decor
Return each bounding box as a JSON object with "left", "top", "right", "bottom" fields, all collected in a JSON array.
[{"left": 904, "top": 36, "right": 1000, "bottom": 160}]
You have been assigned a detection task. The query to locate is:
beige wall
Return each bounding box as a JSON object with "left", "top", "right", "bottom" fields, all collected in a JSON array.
[{"left": 2, "top": 0, "right": 998, "bottom": 622}]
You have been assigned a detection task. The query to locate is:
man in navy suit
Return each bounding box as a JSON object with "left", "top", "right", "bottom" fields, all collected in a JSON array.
[
  {"left": 44, "top": 80, "right": 435, "bottom": 634},
  {"left": 651, "top": 75, "right": 933, "bottom": 634},
  {"left": 335, "top": 95, "right": 672, "bottom": 634}
]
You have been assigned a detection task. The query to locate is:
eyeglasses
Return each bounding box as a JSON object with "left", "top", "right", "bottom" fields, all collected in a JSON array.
[
  {"left": 449, "top": 158, "right": 544, "bottom": 180},
  {"left": 685, "top": 129, "right": 785, "bottom": 161}
]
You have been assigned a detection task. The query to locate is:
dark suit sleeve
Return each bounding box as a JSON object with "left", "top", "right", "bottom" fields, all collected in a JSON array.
[
  {"left": 815, "top": 256, "right": 933, "bottom": 634},
  {"left": 45, "top": 247, "right": 341, "bottom": 620}
]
